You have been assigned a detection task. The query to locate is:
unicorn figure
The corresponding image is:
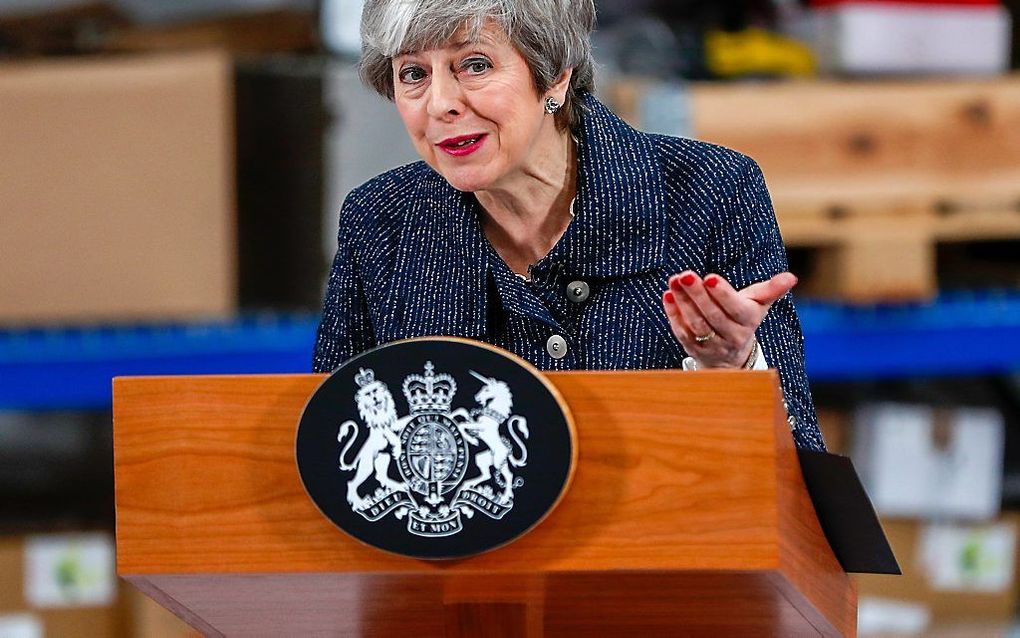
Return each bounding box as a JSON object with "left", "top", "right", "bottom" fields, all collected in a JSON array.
[{"left": 451, "top": 371, "right": 529, "bottom": 504}]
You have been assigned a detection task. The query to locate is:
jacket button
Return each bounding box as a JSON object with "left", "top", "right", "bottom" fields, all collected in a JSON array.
[
  {"left": 566, "top": 280, "right": 590, "bottom": 303},
  {"left": 546, "top": 334, "right": 568, "bottom": 359}
]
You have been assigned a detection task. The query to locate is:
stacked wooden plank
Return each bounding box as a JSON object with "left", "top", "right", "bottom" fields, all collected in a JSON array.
[
  {"left": 610, "top": 76, "right": 1020, "bottom": 301},
  {"left": 692, "top": 77, "right": 1020, "bottom": 301}
]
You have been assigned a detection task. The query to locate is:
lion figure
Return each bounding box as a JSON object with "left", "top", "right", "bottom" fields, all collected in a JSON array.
[{"left": 337, "top": 379, "right": 406, "bottom": 509}]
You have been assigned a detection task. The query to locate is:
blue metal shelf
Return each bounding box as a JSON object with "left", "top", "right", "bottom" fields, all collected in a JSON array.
[
  {"left": 0, "top": 314, "right": 320, "bottom": 411},
  {"left": 2, "top": 291, "right": 1019, "bottom": 411},
  {"left": 798, "top": 290, "right": 1020, "bottom": 381}
]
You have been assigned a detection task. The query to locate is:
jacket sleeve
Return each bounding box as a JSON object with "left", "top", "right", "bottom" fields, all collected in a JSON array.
[
  {"left": 312, "top": 196, "right": 376, "bottom": 373},
  {"left": 716, "top": 156, "right": 826, "bottom": 451}
]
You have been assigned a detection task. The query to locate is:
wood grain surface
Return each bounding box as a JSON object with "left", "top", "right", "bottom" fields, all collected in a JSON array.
[
  {"left": 690, "top": 76, "right": 1020, "bottom": 221},
  {"left": 688, "top": 77, "right": 1020, "bottom": 301},
  {"left": 114, "top": 371, "right": 854, "bottom": 636},
  {"left": 132, "top": 571, "right": 823, "bottom": 637}
]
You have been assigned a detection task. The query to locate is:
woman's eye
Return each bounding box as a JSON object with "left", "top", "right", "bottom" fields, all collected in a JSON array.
[
  {"left": 463, "top": 59, "right": 492, "bottom": 74},
  {"left": 399, "top": 67, "right": 426, "bottom": 83}
]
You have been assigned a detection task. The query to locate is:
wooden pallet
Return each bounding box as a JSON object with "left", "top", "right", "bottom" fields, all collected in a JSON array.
[
  {"left": 608, "top": 76, "right": 1020, "bottom": 301},
  {"left": 780, "top": 204, "right": 1020, "bottom": 301},
  {"left": 694, "top": 77, "right": 1020, "bottom": 301}
]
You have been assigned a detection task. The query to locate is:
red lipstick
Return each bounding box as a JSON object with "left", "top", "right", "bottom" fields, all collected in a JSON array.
[{"left": 437, "top": 133, "right": 487, "bottom": 157}]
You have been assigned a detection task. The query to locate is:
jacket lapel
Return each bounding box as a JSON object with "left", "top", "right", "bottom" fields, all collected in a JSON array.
[
  {"left": 386, "top": 168, "right": 491, "bottom": 340},
  {"left": 568, "top": 96, "right": 667, "bottom": 279}
]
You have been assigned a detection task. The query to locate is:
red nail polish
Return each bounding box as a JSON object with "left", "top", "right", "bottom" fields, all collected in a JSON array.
[
  {"left": 680, "top": 274, "right": 695, "bottom": 286},
  {"left": 664, "top": 291, "right": 675, "bottom": 303},
  {"left": 705, "top": 276, "right": 719, "bottom": 289}
]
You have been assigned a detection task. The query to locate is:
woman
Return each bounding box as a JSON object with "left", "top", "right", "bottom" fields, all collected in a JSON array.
[{"left": 314, "top": 0, "right": 825, "bottom": 451}]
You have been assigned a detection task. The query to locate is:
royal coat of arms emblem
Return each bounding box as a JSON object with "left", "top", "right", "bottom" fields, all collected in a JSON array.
[
  {"left": 296, "top": 337, "right": 574, "bottom": 559},
  {"left": 338, "top": 362, "right": 530, "bottom": 537}
]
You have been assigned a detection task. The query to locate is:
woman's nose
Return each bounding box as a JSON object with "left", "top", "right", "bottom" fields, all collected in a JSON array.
[{"left": 426, "top": 71, "right": 463, "bottom": 119}]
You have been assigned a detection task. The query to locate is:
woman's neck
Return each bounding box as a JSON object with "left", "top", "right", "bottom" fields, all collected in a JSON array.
[{"left": 475, "top": 128, "right": 577, "bottom": 276}]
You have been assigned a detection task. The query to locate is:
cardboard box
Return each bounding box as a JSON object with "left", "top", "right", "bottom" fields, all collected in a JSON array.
[
  {"left": 853, "top": 404, "right": 1004, "bottom": 520},
  {"left": 0, "top": 51, "right": 236, "bottom": 325},
  {"left": 857, "top": 515, "right": 1020, "bottom": 625},
  {"left": 0, "top": 533, "right": 197, "bottom": 638},
  {"left": 0, "top": 533, "right": 125, "bottom": 637}
]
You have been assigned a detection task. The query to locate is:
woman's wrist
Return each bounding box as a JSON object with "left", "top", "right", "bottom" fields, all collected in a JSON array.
[
  {"left": 685, "top": 339, "right": 760, "bottom": 371},
  {"left": 741, "top": 339, "right": 760, "bottom": 369}
]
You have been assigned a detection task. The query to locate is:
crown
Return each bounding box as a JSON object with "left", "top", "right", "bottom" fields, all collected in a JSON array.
[
  {"left": 354, "top": 367, "right": 382, "bottom": 390},
  {"left": 402, "top": 361, "right": 456, "bottom": 414}
]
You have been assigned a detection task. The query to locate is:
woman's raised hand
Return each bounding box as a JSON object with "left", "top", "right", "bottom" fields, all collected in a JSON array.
[{"left": 661, "top": 271, "right": 798, "bottom": 369}]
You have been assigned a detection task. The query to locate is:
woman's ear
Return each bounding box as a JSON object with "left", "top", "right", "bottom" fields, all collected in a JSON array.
[{"left": 549, "top": 68, "right": 573, "bottom": 102}]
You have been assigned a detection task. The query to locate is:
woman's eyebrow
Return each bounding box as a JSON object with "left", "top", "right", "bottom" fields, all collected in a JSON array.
[
  {"left": 453, "top": 31, "right": 500, "bottom": 49},
  {"left": 450, "top": 39, "right": 484, "bottom": 51}
]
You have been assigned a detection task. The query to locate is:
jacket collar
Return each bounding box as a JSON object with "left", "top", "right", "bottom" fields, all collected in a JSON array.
[
  {"left": 567, "top": 93, "right": 667, "bottom": 278},
  {"left": 390, "top": 94, "right": 667, "bottom": 337}
]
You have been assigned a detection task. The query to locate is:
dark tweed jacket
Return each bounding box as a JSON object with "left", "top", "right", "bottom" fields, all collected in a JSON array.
[{"left": 314, "top": 94, "right": 825, "bottom": 451}]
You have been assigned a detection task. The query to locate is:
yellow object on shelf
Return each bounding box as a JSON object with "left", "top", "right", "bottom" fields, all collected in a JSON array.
[{"left": 705, "top": 28, "right": 816, "bottom": 79}]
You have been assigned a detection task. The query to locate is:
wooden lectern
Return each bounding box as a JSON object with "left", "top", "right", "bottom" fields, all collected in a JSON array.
[{"left": 113, "top": 370, "right": 856, "bottom": 636}]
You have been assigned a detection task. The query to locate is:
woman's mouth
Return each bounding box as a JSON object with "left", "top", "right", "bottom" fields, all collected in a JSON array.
[{"left": 437, "top": 134, "right": 487, "bottom": 157}]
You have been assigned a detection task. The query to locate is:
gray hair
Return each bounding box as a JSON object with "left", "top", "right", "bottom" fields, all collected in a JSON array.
[{"left": 359, "top": 0, "right": 597, "bottom": 130}]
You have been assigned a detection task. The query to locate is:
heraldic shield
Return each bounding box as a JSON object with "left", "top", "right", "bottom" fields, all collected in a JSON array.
[{"left": 296, "top": 338, "right": 576, "bottom": 559}]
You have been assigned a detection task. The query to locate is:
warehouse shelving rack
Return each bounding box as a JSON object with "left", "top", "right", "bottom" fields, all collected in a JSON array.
[{"left": 2, "top": 290, "right": 1019, "bottom": 411}]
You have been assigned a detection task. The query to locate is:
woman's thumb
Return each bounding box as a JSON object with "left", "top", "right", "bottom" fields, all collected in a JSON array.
[{"left": 744, "top": 272, "right": 798, "bottom": 306}]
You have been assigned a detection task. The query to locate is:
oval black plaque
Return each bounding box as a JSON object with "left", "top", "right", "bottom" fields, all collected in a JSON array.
[{"left": 296, "top": 337, "right": 576, "bottom": 559}]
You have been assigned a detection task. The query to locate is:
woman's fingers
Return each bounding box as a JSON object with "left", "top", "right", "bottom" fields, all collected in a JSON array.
[
  {"left": 668, "top": 272, "right": 742, "bottom": 342},
  {"left": 662, "top": 290, "right": 696, "bottom": 346},
  {"left": 663, "top": 283, "right": 748, "bottom": 367},
  {"left": 740, "top": 272, "right": 798, "bottom": 308},
  {"left": 702, "top": 273, "right": 756, "bottom": 326},
  {"left": 662, "top": 289, "right": 720, "bottom": 357},
  {"left": 662, "top": 270, "right": 796, "bottom": 369},
  {"left": 666, "top": 274, "right": 715, "bottom": 340}
]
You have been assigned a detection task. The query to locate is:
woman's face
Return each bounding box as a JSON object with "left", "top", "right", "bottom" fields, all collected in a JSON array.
[{"left": 391, "top": 22, "right": 561, "bottom": 193}]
